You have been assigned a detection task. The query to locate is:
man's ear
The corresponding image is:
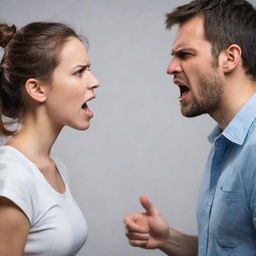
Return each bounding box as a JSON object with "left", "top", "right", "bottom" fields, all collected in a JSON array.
[
  {"left": 24, "top": 78, "right": 47, "bottom": 103},
  {"left": 221, "top": 44, "right": 242, "bottom": 74}
]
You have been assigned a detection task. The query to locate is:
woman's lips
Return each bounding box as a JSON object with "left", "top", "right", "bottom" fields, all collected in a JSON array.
[{"left": 82, "top": 102, "right": 94, "bottom": 118}]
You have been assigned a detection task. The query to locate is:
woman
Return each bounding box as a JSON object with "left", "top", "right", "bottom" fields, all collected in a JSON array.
[{"left": 0, "top": 22, "right": 99, "bottom": 255}]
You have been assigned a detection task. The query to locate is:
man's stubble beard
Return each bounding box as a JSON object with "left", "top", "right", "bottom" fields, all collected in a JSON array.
[{"left": 181, "top": 70, "right": 224, "bottom": 118}]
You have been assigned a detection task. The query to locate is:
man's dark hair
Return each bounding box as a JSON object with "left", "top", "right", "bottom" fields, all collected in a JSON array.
[{"left": 166, "top": 0, "right": 256, "bottom": 80}]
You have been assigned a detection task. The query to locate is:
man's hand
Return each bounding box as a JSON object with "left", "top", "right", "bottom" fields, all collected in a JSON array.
[{"left": 123, "top": 195, "right": 170, "bottom": 249}]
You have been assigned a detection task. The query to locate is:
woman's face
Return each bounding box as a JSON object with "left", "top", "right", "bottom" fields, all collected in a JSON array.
[{"left": 44, "top": 37, "right": 99, "bottom": 131}]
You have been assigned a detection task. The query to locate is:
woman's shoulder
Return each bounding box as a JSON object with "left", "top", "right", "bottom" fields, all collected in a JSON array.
[
  {"left": 0, "top": 145, "right": 34, "bottom": 177},
  {"left": 0, "top": 146, "right": 37, "bottom": 224},
  {"left": 0, "top": 145, "right": 37, "bottom": 183},
  {"left": 0, "top": 145, "right": 18, "bottom": 160}
]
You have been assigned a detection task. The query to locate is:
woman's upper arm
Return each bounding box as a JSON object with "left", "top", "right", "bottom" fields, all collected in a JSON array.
[{"left": 0, "top": 196, "right": 30, "bottom": 256}]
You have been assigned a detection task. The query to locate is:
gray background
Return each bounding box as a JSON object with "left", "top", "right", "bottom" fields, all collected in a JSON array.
[{"left": 2, "top": 0, "right": 253, "bottom": 255}]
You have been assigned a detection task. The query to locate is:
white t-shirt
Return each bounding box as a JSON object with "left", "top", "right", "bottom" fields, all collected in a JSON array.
[{"left": 0, "top": 146, "right": 88, "bottom": 256}]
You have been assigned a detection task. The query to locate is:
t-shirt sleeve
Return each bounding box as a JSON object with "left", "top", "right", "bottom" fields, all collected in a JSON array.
[{"left": 0, "top": 160, "right": 34, "bottom": 224}]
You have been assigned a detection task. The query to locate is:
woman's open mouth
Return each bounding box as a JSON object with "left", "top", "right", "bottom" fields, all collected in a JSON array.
[{"left": 81, "top": 102, "right": 94, "bottom": 119}]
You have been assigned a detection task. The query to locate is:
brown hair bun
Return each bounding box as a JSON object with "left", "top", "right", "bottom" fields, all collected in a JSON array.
[{"left": 0, "top": 24, "right": 17, "bottom": 48}]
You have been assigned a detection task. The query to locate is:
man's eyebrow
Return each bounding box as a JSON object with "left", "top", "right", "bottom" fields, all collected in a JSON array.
[{"left": 171, "top": 48, "right": 196, "bottom": 56}]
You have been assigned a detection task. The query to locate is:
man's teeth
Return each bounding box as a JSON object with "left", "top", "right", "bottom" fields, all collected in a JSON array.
[{"left": 179, "top": 84, "right": 190, "bottom": 97}]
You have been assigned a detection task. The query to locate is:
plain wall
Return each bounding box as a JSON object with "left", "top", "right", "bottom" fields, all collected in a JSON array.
[{"left": 2, "top": 0, "right": 254, "bottom": 255}]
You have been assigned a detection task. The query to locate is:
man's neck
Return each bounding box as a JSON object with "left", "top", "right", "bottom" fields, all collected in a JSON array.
[{"left": 209, "top": 80, "right": 256, "bottom": 130}]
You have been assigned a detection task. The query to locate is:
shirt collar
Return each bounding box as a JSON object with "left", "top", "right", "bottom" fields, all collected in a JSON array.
[{"left": 208, "top": 93, "right": 256, "bottom": 145}]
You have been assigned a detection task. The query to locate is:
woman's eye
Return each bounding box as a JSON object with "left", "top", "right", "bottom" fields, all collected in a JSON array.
[
  {"left": 74, "top": 68, "right": 85, "bottom": 76},
  {"left": 73, "top": 65, "right": 91, "bottom": 76}
]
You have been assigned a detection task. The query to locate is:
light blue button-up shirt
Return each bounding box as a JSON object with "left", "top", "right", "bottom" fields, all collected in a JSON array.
[{"left": 197, "top": 93, "right": 256, "bottom": 256}]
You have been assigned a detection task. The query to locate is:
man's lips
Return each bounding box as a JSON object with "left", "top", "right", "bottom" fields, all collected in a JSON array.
[{"left": 173, "top": 79, "right": 190, "bottom": 99}]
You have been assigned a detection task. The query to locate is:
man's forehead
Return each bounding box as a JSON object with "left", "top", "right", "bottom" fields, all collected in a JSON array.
[
  {"left": 171, "top": 33, "right": 195, "bottom": 52},
  {"left": 171, "top": 16, "right": 206, "bottom": 51}
]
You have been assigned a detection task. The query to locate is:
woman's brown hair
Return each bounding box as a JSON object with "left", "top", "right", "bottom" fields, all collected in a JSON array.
[{"left": 0, "top": 22, "right": 82, "bottom": 136}]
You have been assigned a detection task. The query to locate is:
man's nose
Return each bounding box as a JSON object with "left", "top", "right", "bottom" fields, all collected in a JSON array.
[{"left": 166, "top": 58, "right": 182, "bottom": 75}]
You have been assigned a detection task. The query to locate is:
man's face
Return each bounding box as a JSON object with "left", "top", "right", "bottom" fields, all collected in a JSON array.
[{"left": 166, "top": 15, "right": 224, "bottom": 117}]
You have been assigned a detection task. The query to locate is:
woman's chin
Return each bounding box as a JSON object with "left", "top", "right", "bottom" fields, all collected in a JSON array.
[{"left": 69, "top": 121, "right": 90, "bottom": 131}]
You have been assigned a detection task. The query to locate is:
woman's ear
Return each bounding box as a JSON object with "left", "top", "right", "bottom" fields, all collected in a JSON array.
[
  {"left": 24, "top": 78, "right": 47, "bottom": 103},
  {"left": 221, "top": 44, "right": 242, "bottom": 74}
]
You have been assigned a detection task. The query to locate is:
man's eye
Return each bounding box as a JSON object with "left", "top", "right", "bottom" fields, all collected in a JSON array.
[{"left": 179, "top": 52, "right": 192, "bottom": 59}]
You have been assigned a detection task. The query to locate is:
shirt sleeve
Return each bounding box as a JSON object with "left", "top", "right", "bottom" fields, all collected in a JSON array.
[{"left": 0, "top": 160, "right": 34, "bottom": 224}]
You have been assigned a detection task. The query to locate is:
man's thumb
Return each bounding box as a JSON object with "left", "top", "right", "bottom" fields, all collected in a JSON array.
[{"left": 139, "top": 194, "right": 159, "bottom": 216}]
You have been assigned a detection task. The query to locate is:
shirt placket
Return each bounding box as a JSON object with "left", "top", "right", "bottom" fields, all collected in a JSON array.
[{"left": 202, "top": 136, "right": 230, "bottom": 256}]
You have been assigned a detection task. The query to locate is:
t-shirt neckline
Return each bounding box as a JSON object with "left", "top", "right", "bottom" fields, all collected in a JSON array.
[{"left": 2, "top": 145, "right": 68, "bottom": 197}]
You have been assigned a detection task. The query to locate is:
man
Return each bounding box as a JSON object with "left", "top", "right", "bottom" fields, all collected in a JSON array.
[{"left": 123, "top": 0, "right": 256, "bottom": 255}]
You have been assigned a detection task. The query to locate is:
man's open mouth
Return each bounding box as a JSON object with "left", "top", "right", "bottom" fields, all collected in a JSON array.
[{"left": 178, "top": 84, "right": 190, "bottom": 97}]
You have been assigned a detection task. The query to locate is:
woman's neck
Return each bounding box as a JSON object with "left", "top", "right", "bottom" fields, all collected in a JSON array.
[{"left": 5, "top": 112, "right": 62, "bottom": 161}]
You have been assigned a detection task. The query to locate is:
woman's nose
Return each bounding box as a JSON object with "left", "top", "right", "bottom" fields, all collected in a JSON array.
[{"left": 88, "top": 73, "right": 100, "bottom": 89}]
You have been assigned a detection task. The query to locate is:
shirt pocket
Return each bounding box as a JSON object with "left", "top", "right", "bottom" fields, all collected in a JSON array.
[
  {"left": 220, "top": 188, "right": 241, "bottom": 203},
  {"left": 210, "top": 189, "right": 243, "bottom": 248}
]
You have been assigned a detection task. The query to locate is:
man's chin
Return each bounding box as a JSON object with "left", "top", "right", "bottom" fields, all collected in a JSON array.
[{"left": 180, "top": 105, "right": 206, "bottom": 118}]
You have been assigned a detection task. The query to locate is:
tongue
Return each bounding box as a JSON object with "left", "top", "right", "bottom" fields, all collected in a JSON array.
[
  {"left": 181, "top": 90, "right": 188, "bottom": 96},
  {"left": 84, "top": 106, "right": 94, "bottom": 118}
]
